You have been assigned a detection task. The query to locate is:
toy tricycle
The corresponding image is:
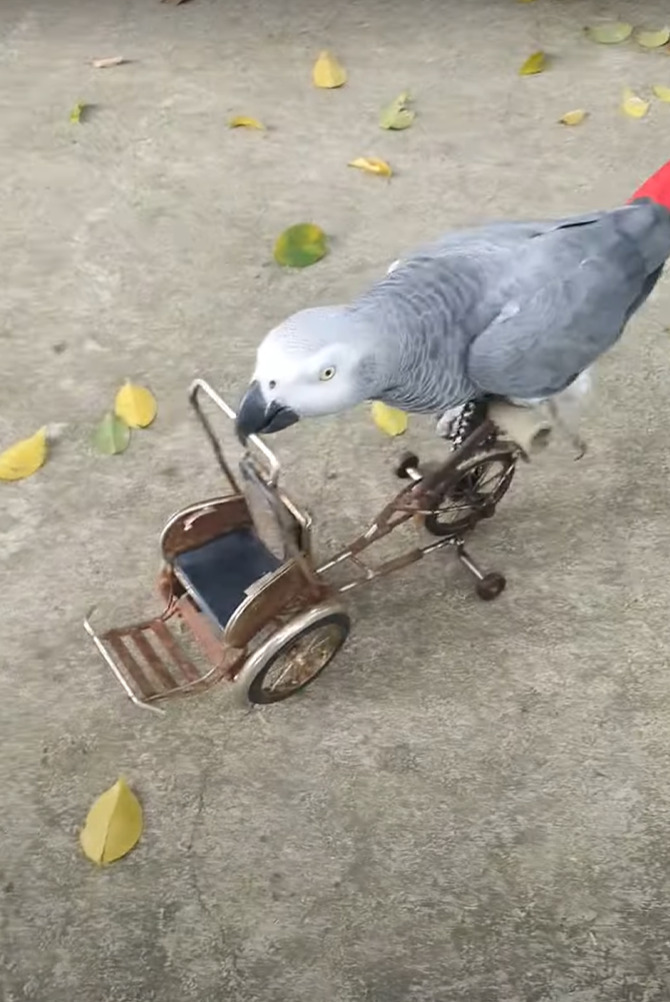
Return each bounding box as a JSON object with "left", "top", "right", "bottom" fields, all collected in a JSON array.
[{"left": 84, "top": 379, "right": 552, "bottom": 712}]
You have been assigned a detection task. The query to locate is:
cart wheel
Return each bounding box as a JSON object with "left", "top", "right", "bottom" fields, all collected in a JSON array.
[
  {"left": 395, "top": 452, "right": 420, "bottom": 480},
  {"left": 235, "top": 606, "right": 351, "bottom": 705},
  {"left": 423, "top": 448, "right": 516, "bottom": 538},
  {"left": 476, "top": 573, "right": 506, "bottom": 601}
]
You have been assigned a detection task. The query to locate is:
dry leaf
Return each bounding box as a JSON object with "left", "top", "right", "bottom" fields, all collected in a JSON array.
[
  {"left": 585, "top": 22, "right": 633, "bottom": 44},
  {"left": 93, "top": 412, "right": 130, "bottom": 455},
  {"left": 80, "top": 778, "right": 143, "bottom": 865},
  {"left": 635, "top": 27, "right": 670, "bottom": 49},
  {"left": 519, "top": 51, "right": 546, "bottom": 75},
  {"left": 653, "top": 84, "right": 670, "bottom": 102},
  {"left": 348, "top": 156, "right": 393, "bottom": 177},
  {"left": 114, "top": 382, "right": 157, "bottom": 429},
  {"left": 0, "top": 427, "right": 47, "bottom": 482},
  {"left": 559, "top": 108, "right": 587, "bottom": 125},
  {"left": 312, "top": 51, "right": 347, "bottom": 89},
  {"left": 379, "top": 92, "right": 415, "bottom": 130},
  {"left": 91, "top": 56, "right": 126, "bottom": 68},
  {"left": 274, "top": 223, "right": 328, "bottom": 268},
  {"left": 70, "top": 101, "right": 87, "bottom": 123},
  {"left": 621, "top": 87, "right": 650, "bottom": 119},
  {"left": 370, "top": 402, "right": 408, "bottom": 437},
  {"left": 228, "top": 116, "right": 265, "bottom": 130}
]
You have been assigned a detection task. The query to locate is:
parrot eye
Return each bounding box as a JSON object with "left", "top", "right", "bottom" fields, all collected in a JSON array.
[
  {"left": 268, "top": 380, "right": 277, "bottom": 389},
  {"left": 319, "top": 366, "right": 336, "bottom": 381}
]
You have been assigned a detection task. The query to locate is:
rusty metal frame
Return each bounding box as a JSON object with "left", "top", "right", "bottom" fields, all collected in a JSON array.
[
  {"left": 315, "top": 419, "right": 518, "bottom": 592},
  {"left": 84, "top": 382, "right": 520, "bottom": 712}
]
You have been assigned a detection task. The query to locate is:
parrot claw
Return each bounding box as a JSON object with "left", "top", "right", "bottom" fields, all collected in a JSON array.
[
  {"left": 572, "top": 439, "right": 588, "bottom": 461},
  {"left": 545, "top": 398, "right": 588, "bottom": 460},
  {"left": 435, "top": 406, "right": 464, "bottom": 439}
]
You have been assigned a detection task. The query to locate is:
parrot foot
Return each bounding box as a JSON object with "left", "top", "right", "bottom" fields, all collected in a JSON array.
[
  {"left": 546, "top": 399, "right": 587, "bottom": 460},
  {"left": 435, "top": 405, "right": 465, "bottom": 440}
]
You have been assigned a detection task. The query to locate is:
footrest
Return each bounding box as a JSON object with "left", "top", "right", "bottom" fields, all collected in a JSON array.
[{"left": 84, "top": 599, "right": 242, "bottom": 711}]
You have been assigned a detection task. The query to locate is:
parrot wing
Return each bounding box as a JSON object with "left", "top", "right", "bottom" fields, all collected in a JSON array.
[{"left": 466, "top": 204, "right": 670, "bottom": 400}]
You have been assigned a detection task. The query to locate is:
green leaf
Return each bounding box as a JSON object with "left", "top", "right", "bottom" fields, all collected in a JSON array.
[
  {"left": 70, "top": 101, "right": 87, "bottom": 124},
  {"left": 379, "top": 92, "right": 415, "bottom": 130},
  {"left": 93, "top": 412, "right": 130, "bottom": 455},
  {"left": 584, "top": 22, "right": 633, "bottom": 44},
  {"left": 635, "top": 27, "right": 670, "bottom": 49},
  {"left": 653, "top": 84, "right": 670, "bottom": 103},
  {"left": 273, "top": 223, "right": 328, "bottom": 268}
]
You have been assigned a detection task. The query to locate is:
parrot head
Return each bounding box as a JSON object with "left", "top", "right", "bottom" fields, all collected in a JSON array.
[{"left": 235, "top": 306, "right": 382, "bottom": 439}]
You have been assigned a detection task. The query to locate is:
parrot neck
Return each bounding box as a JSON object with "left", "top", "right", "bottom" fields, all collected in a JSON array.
[{"left": 350, "top": 302, "right": 442, "bottom": 413}]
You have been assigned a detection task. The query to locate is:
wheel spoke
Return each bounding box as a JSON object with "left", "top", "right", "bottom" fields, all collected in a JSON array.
[
  {"left": 262, "top": 624, "right": 342, "bottom": 695},
  {"left": 425, "top": 453, "right": 515, "bottom": 527}
]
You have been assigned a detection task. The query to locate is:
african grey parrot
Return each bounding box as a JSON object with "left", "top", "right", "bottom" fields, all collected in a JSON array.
[{"left": 235, "top": 158, "right": 670, "bottom": 444}]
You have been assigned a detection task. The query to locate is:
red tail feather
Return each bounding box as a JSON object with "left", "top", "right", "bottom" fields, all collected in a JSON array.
[{"left": 629, "top": 158, "right": 670, "bottom": 209}]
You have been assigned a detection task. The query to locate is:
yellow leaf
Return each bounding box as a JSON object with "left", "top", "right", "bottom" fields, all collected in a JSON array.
[
  {"left": 0, "top": 427, "right": 47, "bottom": 482},
  {"left": 559, "top": 108, "right": 587, "bottom": 125},
  {"left": 653, "top": 84, "right": 670, "bottom": 102},
  {"left": 114, "top": 381, "right": 158, "bottom": 429},
  {"left": 91, "top": 56, "right": 126, "bottom": 68},
  {"left": 80, "top": 778, "right": 143, "bottom": 865},
  {"left": 585, "top": 22, "right": 633, "bottom": 44},
  {"left": 621, "top": 88, "right": 650, "bottom": 119},
  {"left": 379, "top": 92, "right": 415, "bottom": 130},
  {"left": 228, "top": 116, "right": 265, "bottom": 130},
  {"left": 635, "top": 27, "right": 670, "bottom": 49},
  {"left": 519, "top": 51, "right": 546, "bottom": 75},
  {"left": 70, "top": 101, "right": 87, "bottom": 123},
  {"left": 273, "top": 223, "right": 328, "bottom": 268},
  {"left": 370, "top": 402, "right": 408, "bottom": 437},
  {"left": 312, "top": 51, "right": 347, "bottom": 89},
  {"left": 348, "top": 157, "right": 393, "bottom": 178}
]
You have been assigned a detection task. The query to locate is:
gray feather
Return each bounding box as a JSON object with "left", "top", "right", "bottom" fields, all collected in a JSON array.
[{"left": 350, "top": 199, "right": 670, "bottom": 410}]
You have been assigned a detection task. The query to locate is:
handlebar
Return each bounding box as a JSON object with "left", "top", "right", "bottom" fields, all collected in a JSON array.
[{"left": 188, "top": 378, "right": 281, "bottom": 487}]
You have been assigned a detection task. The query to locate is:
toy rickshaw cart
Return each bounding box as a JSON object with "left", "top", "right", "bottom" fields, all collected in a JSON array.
[{"left": 85, "top": 379, "right": 551, "bottom": 713}]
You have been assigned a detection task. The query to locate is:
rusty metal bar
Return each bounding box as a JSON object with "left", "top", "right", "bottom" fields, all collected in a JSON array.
[
  {"left": 84, "top": 613, "right": 165, "bottom": 714},
  {"left": 104, "top": 631, "right": 155, "bottom": 701},
  {"left": 129, "top": 629, "right": 177, "bottom": 691},
  {"left": 188, "top": 378, "right": 281, "bottom": 487},
  {"left": 150, "top": 620, "right": 201, "bottom": 682}
]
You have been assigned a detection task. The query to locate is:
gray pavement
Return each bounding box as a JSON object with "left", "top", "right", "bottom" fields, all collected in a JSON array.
[{"left": 3, "top": 1, "right": 670, "bottom": 999}]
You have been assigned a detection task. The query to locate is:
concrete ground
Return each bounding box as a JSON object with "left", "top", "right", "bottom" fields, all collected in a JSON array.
[{"left": 4, "top": 0, "right": 670, "bottom": 998}]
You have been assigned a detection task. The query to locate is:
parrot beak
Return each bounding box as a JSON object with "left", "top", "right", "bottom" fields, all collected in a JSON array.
[{"left": 235, "top": 380, "right": 300, "bottom": 442}]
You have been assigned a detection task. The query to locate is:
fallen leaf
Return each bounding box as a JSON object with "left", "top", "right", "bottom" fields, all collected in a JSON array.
[
  {"left": 585, "top": 22, "right": 633, "bottom": 44},
  {"left": 559, "top": 108, "right": 587, "bottom": 125},
  {"left": 653, "top": 84, "right": 670, "bottom": 102},
  {"left": 519, "top": 51, "right": 546, "bottom": 75},
  {"left": 621, "top": 87, "right": 650, "bottom": 119},
  {"left": 114, "top": 382, "right": 158, "bottom": 429},
  {"left": 348, "top": 156, "right": 392, "bottom": 177},
  {"left": 0, "top": 427, "right": 47, "bottom": 482},
  {"left": 370, "top": 402, "right": 408, "bottom": 437},
  {"left": 228, "top": 115, "right": 265, "bottom": 130},
  {"left": 379, "top": 92, "right": 415, "bottom": 130},
  {"left": 312, "top": 51, "right": 347, "bottom": 89},
  {"left": 80, "top": 778, "right": 143, "bottom": 865},
  {"left": 93, "top": 412, "right": 130, "bottom": 455},
  {"left": 70, "top": 101, "right": 87, "bottom": 123},
  {"left": 91, "top": 56, "right": 126, "bottom": 68},
  {"left": 273, "top": 223, "right": 328, "bottom": 268},
  {"left": 635, "top": 27, "right": 670, "bottom": 49}
]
